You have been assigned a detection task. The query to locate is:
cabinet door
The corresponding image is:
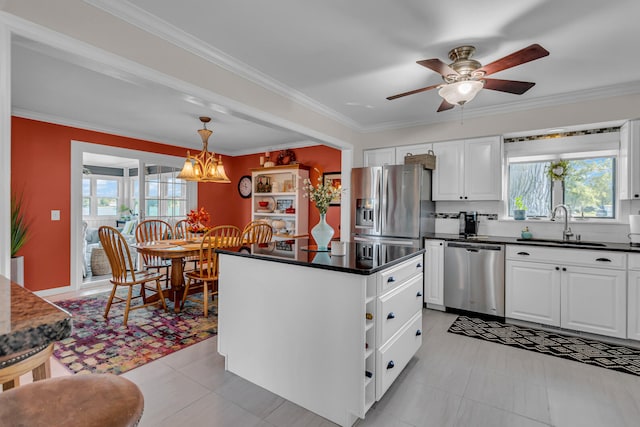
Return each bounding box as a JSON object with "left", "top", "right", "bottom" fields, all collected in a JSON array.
[
  {"left": 561, "top": 266, "right": 626, "bottom": 338},
  {"left": 431, "top": 140, "right": 464, "bottom": 200},
  {"left": 363, "top": 148, "right": 396, "bottom": 167},
  {"left": 628, "top": 270, "right": 640, "bottom": 340},
  {"left": 424, "top": 239, "right": 444, "bottom": 307},
  {"left": 464, "top": 136, "right": 502, "bottom": 200},
  {"left": 395, "top": 143, "right": 433, "bottom": 166},
  {"left": 620, "top": 120, "right": 640, "bottom": 199},
  {"left": 505, "top": 260, "right": 560, "bottom": 326}
]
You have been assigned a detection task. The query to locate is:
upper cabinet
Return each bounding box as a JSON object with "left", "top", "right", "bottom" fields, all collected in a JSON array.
[
  {"left": 432, "top": 136, "right": 502, "bottom": 201},
  {"left": 620, "top": 120, "right": 640, "bottom": 199},
  {"left": 363, "top": 147, "right": 396, "bottom": 167}
]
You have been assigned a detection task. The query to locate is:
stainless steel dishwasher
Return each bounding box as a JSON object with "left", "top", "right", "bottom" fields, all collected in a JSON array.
[{"left": 444, "top": 241, "right": 505, "bottom": 316}]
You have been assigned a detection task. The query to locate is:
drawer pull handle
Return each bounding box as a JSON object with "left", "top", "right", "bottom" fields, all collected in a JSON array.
[
  {"left": 555, "top": 266, "right": 560, "bottom": 271},
  {"left": 387, "top": 277, "right": 396, "bottom": 283},
  {"left": 416, "top": 329, "right": 422, "bottom": 336},
  {"left": 416, "top": 263, "right": 422, "bottom": 268},
  {"left": 387, "top": 361, "right": 395, "bottom": 370},
  {"left": 416, "top": 291, "right": 423, "bottom": 297},
  {"left": 517, "top": 252, "right": 530, "bottom": 256},
  {"left": 387, "top": 312, "right": 396, "bottom": 320},
  {"left": 596, "top": 258, "right": 612, "bottom": 262}
]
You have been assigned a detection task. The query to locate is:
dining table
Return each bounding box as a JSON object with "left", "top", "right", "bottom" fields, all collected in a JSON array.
[{"left": 132, "top": 239, "right": 202, "bottom": 313}]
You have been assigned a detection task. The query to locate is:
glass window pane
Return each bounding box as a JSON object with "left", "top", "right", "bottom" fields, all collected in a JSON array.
[
  {"left": 146, "top": 181, "right": 159, "bottom": 197},
  {"left": 82, "top": 179, "right": 91, "bottom": 196},
  {"left": 82, "top": 197, "right": 90, "bottom": 216},
  {"left": 565, "top": 157, "right": 615, "bottom": 218},
  {"left": 508, "top": 161, "right": 552, "bottom": 217},
  {"left": 146, "top": 199, "right": 159, "bottom": 217},
  {"left": 96, "top": 179, "right": 118, "bottom": 197},
  {"left": 97, "top": 197, "right": 117, "bottom": 216}
]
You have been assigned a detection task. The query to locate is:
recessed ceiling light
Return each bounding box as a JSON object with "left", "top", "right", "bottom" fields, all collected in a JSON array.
[{"left": 546, "top": 128, "right": 566, "bottom": 134}]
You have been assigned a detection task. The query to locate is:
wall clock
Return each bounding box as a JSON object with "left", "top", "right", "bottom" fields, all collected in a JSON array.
[{"left": 238, "top": 175, "right": 252, "bottom": 198}]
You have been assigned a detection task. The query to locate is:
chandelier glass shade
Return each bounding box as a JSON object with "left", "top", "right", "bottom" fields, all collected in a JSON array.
[
  {"left": 177, "top": 117, "right": 230, "bottom": 183},
  {"left": 438, "top": 80, "right": 484, "bottom": 106}
]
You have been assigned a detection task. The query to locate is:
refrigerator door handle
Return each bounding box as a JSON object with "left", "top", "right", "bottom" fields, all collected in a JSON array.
[{"left": 378, "top": 167, "right": 386, "bottom": 235}]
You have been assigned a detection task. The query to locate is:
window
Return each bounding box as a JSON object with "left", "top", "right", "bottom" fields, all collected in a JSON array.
[
  {"left": 144, "top": 166, "right": 187, "bottom": 223},
  {"left": 508, "top": 156, "right": 615, "bottom": 219},
  {"left": 82, "top": 178, "right": 91, "bottom": 216},
  {"left": 96, "top": 179, "right": 119, "bottom": 216},
  {"left": 505, "top": 130, "right": 619, "bottom": 220}
]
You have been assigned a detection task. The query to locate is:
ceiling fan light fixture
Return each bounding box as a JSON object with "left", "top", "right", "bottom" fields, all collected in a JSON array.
[{"left": 438, "top": 80, "right": 484, "bottom": 106}]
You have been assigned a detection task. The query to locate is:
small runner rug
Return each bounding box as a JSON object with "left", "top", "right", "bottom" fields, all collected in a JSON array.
[
  {"left": 53, "top": 290, "right": 217, "bottom": 375},
  {"left": 448, "top": 315, "right": 640, "bottom": 376}
]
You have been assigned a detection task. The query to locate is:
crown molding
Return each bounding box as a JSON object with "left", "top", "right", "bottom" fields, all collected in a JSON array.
[{"left": 84, "top": 0, "right": 364, "bottom": 131}]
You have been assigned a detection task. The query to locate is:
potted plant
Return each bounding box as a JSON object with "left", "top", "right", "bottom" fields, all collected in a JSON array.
[
  {"left": 11, "top": 194, "right": 30, "bottom": 286},
  {"left": 513, "top": 196, "right": 527, "bottom": 220}
]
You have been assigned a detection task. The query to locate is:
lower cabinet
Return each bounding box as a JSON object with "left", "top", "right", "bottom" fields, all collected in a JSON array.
[
  {"left": 423, "top": 239, "right": 444, "bottom": 309},
  {"left": 505, "top": 245, "right": 627, "bottom": 339},
  {"left": 627, "top": 254, "right": 640, "bottom": 340}
]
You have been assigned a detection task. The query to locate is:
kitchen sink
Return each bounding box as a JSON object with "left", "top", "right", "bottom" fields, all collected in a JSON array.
[{"left": 516, "top": 238, "right": 607, "bottom": 247}]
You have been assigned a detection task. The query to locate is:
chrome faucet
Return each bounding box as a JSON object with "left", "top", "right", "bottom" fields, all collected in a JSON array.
[{"left": 551, "top": 204, "right": 574, "bottom": 241}]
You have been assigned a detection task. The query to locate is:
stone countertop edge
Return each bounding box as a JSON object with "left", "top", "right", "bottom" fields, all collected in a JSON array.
[
  {"left": 0, "top": 277, "right": 73, "bottom": 357},
  {"left": 424, "top": 233, "right": 640, "bottom": 253},
  {"left": 217, "top": 245, "right": 426, "bottom": 276}
]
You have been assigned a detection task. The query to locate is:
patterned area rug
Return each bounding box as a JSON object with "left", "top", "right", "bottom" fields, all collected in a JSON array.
[
  {"left": 53, "top": 290, "right": 217, "bottom": 375},
  {"left": 448, "top": 316, "right": 640, "bottom": 376}
]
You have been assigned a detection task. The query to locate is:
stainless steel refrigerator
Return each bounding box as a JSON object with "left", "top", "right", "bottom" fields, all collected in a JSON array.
[{"left": 351, "top": 164, "right": 435, "bottom": 248}]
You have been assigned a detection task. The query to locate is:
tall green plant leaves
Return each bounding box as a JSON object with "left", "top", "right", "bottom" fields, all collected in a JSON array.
[{"left": 11, "top": 195, "right": 29, "bottom": 257}]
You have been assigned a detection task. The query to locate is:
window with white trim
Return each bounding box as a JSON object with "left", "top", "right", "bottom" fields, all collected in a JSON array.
[
  {"left": 143, "top": 165, "right": 187, "bottom": 223},
  {"left": 505, "top": 130, "right": 619, "bottom": 220}
]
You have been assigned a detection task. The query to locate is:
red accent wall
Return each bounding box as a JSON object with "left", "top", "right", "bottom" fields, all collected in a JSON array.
[{"left": 11, "top": 117, "right": 342, "bottom": 291}]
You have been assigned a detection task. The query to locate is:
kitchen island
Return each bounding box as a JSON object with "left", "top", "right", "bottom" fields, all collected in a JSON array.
[{"left": 217, "top": 241, "right": 424, "bottom": 427}]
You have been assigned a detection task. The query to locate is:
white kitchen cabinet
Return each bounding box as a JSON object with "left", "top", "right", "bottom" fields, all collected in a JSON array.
[
  {"left": 431, "top": 136, "right": 502, "bottom": 201},
  {"left": 363, "top": 147, "right": 395, "bottom": 166},
  {"left": 424, "top": 239, "right": 444, "bottom": 310},
  {"left": 505, "top": 260, "right": 561, "bottom": 326},
  {"left": 620, "top": 120, "right": 640, "bottom": 199},
  {"left": 627, "top": 254, "right": 640, "bottom": 340},
  {"left": 505, "top": 245, "right": 627, "bottom": 338},
  {"left": 561, "top": 266, "right": 626, "bottom": 338},
  {"left": 395, "top": 143, "right": 433, "bottom": 165}
]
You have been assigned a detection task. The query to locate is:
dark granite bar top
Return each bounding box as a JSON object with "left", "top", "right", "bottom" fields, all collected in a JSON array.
[
  {"left": 218, "top": 239, "right": 425, "bottom": 275},
  {"left": 425, "top": 233, "right": 640, "bottom": 253},
  {"left": 0, "top": 275, "right": 72, "bottom": 357}
]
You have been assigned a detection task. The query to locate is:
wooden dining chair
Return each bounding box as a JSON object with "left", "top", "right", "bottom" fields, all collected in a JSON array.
[
  {"left": 135, "top": 219, "right": 172, "bottom": 287},
  {"left": 173, "top": 219, "right": 198, "bottom": 271},
  {"left": 99, "top": 226, "right": 168, "bottom": 326},
  {"left": 181, "top": 225, "right": 242, "bottom": 316},
  {"left": 242, "top": 222, "right": 273, "bottom": 244}
]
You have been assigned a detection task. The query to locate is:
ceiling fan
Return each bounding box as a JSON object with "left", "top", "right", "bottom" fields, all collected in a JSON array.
[{"left": 387, "top": 44, "right": 549, "bottom": 112}]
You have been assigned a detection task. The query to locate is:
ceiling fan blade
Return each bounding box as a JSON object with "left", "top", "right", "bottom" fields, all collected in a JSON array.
[
  {"left": 483, "top": 78, "right": 536, "bottom": 95},
  {"left": 386, "top": 83, "right": 440, "bottom": 100},
  {"left": 478, "top": 44, "right": 549, "bottom": 76},
  {"left": 437, "top": 99, "right": 455, "bottom": 112},
  {"left": 417, "top": 59, "right": 459, "bottom": 78}
]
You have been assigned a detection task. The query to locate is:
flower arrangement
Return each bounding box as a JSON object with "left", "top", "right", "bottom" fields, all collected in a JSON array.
[
  {"left": 303, "top": 170, "right": 340, "bottom": 215},
  {"left": 186, "top": 207, "right": 211, "bottom": 233}
]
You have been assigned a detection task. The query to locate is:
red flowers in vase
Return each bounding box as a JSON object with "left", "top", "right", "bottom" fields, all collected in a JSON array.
[{"left": 186, "top": 207, "right": 211, "bottom": 233}]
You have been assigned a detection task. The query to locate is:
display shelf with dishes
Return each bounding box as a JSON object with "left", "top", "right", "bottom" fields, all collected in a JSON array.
[{"left": 251, "top": 164, "right": 309, "bottom": 241}]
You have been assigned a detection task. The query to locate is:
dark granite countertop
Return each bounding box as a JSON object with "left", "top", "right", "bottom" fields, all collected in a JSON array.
[
  {"left": 0, "top": 276, "right": 72, "bottom": 357},
  {"left": 218, "top": 239, "right": 425, "bottom": 275},
  {"left": 424, "top": 233, "right": 640, "bottom": 253}
]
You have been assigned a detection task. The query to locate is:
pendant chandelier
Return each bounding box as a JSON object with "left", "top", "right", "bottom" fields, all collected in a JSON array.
[{"left": 177, "top": 116, "right": 230, "bottom": 183}]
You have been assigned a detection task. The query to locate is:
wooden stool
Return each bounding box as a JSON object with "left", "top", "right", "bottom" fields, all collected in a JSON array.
[
  {"left": 0, "top": 344, "right": 53, "bottom": 391},
  {"left": 0, "top": 374, "right": 144, "bottom": 427}
]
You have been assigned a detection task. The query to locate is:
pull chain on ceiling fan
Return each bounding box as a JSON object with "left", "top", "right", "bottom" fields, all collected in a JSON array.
[{"left": 387, "top": 44, "right": 550, "bottom": 112}]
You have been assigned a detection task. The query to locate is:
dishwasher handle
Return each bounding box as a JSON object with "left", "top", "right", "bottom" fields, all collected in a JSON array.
[{"left": 446, "top": 242, "right": 504, "bottom": 251}]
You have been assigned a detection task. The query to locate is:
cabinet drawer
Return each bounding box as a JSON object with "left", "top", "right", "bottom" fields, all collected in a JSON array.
[
  {"left": 379, "top": 255, "right": 423, "bottom": 294},
  {"left": 377, "top": 274, "right": 424, "bottom": 345},
  {"left": 506, "top": 245, "right": 626, "bottom": 269},
  {"left": 629, "top": 253, "right": 640, "bottom": 270},
  {"left": 376, "top": 311, "right": 422, "bottom": 400}
]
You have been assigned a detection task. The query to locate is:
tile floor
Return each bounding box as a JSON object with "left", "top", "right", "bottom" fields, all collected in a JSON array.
[{"left": 39, "top": 305, "right": 640, "bottom": 426}]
